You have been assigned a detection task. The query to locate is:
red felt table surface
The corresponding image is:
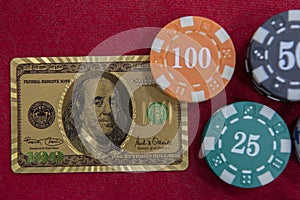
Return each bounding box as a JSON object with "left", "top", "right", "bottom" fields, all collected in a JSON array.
[{"left": 1, "top": 1, "right": 300, "bottom": 199}]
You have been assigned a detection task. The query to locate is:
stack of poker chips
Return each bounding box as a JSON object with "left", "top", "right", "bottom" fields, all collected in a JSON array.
[{"left": 245, "top": 10, "right": 300, "bottom": 102}]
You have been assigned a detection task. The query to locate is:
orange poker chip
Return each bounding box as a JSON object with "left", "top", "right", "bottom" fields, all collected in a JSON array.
[{"left": 150, "top": 16, "right": 236, "bottom": 102}]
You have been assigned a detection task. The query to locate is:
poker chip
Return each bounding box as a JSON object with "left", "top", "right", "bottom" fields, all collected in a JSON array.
[
  {"left": 202, "top": 101, "right": 291, "bottom": 188},
  {"left": 246, "top": 10, "right": 300, "bottom": 102},
  {"left": 294, "top": 116, "right": 300, "bottom": 161},
  {"left": 150, "top": 16, "right": 236, "bottom": 102}
]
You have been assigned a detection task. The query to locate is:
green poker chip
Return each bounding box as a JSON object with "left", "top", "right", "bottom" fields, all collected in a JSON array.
[{"left": 202, "top": 101, "right": 291, "bottom": 188}]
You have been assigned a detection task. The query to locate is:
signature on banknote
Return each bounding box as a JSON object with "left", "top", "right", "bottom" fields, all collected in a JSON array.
[{"left": 23, "top": 137, "right": 63, "bottom": 146}]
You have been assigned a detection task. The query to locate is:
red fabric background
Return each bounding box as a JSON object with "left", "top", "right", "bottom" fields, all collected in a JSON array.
[{"left": 1, "top": 1, "right": 300, "bottom": 199}]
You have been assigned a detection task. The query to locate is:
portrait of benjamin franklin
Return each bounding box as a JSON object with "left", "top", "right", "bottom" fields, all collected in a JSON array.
[{"left": 62, "top": 71, "right": 132, "bottom": 159}]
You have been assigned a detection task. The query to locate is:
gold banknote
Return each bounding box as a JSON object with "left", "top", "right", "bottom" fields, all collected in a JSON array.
[{"left": 11, "top": 56, "right": 188, "bottom": 173}]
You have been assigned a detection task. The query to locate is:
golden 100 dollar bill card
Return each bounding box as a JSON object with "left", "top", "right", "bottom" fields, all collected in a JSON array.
[{"left": 10, "top": 55, "right": 188, "bottom": 173}]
